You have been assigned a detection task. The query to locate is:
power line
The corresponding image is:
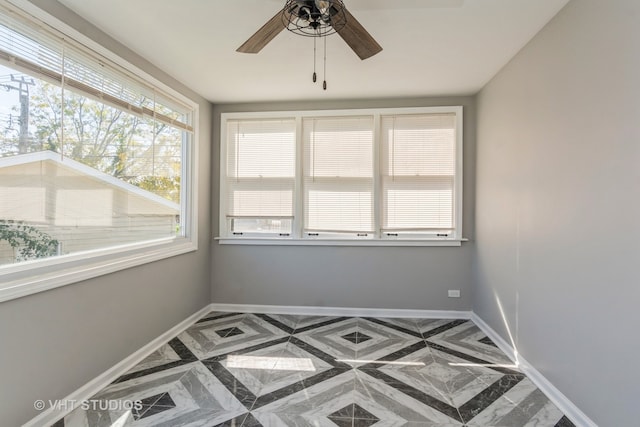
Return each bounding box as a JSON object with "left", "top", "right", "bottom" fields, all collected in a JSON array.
[
  {"left": 0, "top": 73, "right": 27, "bottom": 82},
  {"left": 0, "top": 75, "right": 35, "bottom": 153}
]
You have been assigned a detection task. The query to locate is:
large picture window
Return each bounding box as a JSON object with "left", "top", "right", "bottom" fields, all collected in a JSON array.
[
  {"left": 220, "top": 107, "right": 462, "bottom": 245},
  {"left": 0, "top": 1, "right": 197, "bottom": 300}
]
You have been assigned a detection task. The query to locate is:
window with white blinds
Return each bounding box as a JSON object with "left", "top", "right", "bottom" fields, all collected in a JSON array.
[
  {"left": 381, "top": 113, "right": 457, "bottom": 237},
  {"left": 303, "top": 116, "right": 373, "bottom": 236},
  {"left": 225, "top": 119, "right": 296, "bottom": 235},
  {"left": 0, "top": 0, "right": 197, "bottom": 298},
  {"left": 220, "top": 107, "right": 462, "bottom": 244}
]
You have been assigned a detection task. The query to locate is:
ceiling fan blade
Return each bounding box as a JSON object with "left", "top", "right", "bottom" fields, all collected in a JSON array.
[
  {"left": 336, "top": 7, "right": 382, "bottom": 60},
  {"left": 237, "top": 9, "right": 290, "bottom": 54}
]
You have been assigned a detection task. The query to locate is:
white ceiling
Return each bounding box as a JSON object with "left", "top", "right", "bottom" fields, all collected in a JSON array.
[{"left": 58, "top": 0, "right": 569, "bottom": 103}]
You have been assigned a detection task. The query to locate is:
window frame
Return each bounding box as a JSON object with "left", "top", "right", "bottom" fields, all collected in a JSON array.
[
  {"left": 0, "top": 0, "right": 199, "bottom": 303},
  {"left": 223, "top": 117, "right": 297, "bottom": 238},
  {"left": 302, "top": 114, "right": 375, "bottom": 236},
  {"left": 218, "top": 106, "right": 463, "bottom": 246}
]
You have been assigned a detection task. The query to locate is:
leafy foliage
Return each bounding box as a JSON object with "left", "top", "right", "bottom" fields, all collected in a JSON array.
[
  {"left": 128, "top": 175, "right": 181, "bottom": 204},
  {"left": 18, "top": 82, "right": 182, "bottom": 202},
  {"left": 0, "top": 220, "right": 59, "bottom": 261}
]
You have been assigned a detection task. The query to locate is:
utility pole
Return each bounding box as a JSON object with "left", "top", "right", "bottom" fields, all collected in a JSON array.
[
  {"left": 12, "top": 75, "right": 35, "bottom": 154},
  {"left": 1, "top": 74, "right": 35, "bottom": 153}
]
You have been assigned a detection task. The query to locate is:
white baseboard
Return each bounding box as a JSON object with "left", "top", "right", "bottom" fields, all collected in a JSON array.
[
  {"left": 470, "top": 312, "right": 520, "bottom": 364},
  {"left": 471, "top": 313, "right": 597, "bottom": 427},
  {"left": 209, "top": 303, "right": 472, "bottom": 320},
  {"left": 23, "top": 304, "right": 212, "bottom": 427}
]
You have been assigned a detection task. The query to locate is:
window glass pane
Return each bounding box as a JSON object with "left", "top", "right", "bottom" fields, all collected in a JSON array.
[
  {"left": 1, "top": 65, "right": 63, "bottom": 265},
  {"left": 0, "top": 63, "right": 186, "bottom": 266},
  {"left": 383, "top": 177, "right": 453, "bottom": 230},
  {"left": 230, "top": 218, "right": 292, "bottom": 234},
  {"left": 124, "top": 117, "right": 182, "bottom": 205},
  {"left": 307, "top": 188, "right": 372, "bottom": 233},
  {"left": 304, "top": 116, "right": 372, "bottom": 177},
  {"left": 382, "top": 114, "right": 455, "bottom": 176},
  {"left": 0, "top": 14, "right": 63, "bottom": 80},
  {"left": 228, "top": 186, "right": 293, "bottom": 217},
  {"left": 226, "top": 119, "right": 295, "bottom": 179}
]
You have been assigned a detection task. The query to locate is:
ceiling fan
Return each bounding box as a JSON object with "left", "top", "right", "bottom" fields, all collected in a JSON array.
[{"left": 237, "top": 0, "right": 383, "bottom": 60}]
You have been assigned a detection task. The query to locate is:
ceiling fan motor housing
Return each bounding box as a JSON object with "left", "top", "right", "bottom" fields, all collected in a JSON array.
[{"left": 283, "top": 0, "right": 347, "bottom": 36}]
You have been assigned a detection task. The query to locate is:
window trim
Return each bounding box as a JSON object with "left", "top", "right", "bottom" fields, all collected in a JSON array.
[
  {"left": 215, "top": 238, "right": 465, "bottom": 247},
  {"left": 219, "top": 106, "right": 463, "bottom": 246},
  {"left": 0, "top": 0, "right": 199, "bottom": 303}
]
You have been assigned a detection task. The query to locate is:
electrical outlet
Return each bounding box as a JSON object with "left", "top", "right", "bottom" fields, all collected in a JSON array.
[{"left": 448, "top": 290, "right": 461, "bottom": 298}]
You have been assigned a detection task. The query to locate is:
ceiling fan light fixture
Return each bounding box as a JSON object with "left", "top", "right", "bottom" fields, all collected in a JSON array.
[
  {"left": 282, "top": 0, "right": 347, "bottom": 37},
  {"left": 237, "top": 0, "right": 382, "bottom": 91}
]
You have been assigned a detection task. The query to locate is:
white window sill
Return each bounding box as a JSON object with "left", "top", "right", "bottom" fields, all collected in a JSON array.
[
  {"left": 215, "top": 237, "right": 467, "bottom": 247},
  {"left": 0, "top": 238, "right": 196, "bottom": 303}
]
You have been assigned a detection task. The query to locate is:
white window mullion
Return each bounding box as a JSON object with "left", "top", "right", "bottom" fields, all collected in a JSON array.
[
  {"left": 294, "top": 115, "right": 303, "bottom": 239},
  {"left": 219, "top": 118, "right": 229, "bottom": 237},
  {"left": 454, "top": 108, "right": 464, "bottom": 240},
  {"left": 373, "top": 113, "right": 381, "bottom": 239}
]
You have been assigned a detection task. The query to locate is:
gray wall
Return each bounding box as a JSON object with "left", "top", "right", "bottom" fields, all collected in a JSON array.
[
  {"left": 0, "top": 2, "right": 212, "bottom": 425},
  {"left": 212, "top": 97, "right": 475, "bottom": 310},
  {"left": 474, "top": 0, "right": 640, "bottom": 425}
]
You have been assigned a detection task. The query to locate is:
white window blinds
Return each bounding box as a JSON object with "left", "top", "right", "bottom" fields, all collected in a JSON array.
[
  {"left": 303, "top": 116, "right": 374, "bottom": 234},
  {"left": 380, "top": 113, "right": 457, "bottom": 235},
  {"left": 0, "top": 4, "right": 192, "bottom": 132},
  {"left": 220, "top": 107, "right": 462, "bottom": 242},
  {"left": 225, "top": 119, "right": 296, "bottom": 234}
]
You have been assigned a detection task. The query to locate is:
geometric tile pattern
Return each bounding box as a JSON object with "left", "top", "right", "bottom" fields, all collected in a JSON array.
[
  {"left": 131, "top": 393, "right": 176, "bottom": 420},
  {"left": 216, "top": 327, "right": 244, "bottom": 338},
  {"left": 341, "top": 331, "right": 372, "bottom": 344},
  {"left": 328, "top": 403, "right": 380, "bottom": 427},
  {"left": 54, "top": 312, "right": 576, "bottom": 427}
]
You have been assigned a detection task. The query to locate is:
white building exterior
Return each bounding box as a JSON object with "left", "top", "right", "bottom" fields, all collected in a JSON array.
[{"left": 0, "top": 151, "right": 180, "bottom": 265}]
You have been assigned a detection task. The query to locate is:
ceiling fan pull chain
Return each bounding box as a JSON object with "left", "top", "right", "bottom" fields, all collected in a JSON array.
[
  {"left": 323, "top": 36, "right": 327, "bottom": 90},
  {"left": 313, "top": 36, "right": 317, "bottom": 83}
]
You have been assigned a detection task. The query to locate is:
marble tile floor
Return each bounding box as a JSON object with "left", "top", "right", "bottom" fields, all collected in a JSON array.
[{"left": 52, "top": 312, "right": 576, "bottom": 427}]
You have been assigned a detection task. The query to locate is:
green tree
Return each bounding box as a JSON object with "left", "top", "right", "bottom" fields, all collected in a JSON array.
[
  {"left": 30, "top": 84, "right": 141, "bottom": 175},
  {"left": 27, "top": 82, "right": 181, "bottom": 201},
  {"left": 0, "top": 220, "right": 59, "bottom": 262},
  {"left": 130, "top": 175, "right": 181, "bottom": 204}
]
